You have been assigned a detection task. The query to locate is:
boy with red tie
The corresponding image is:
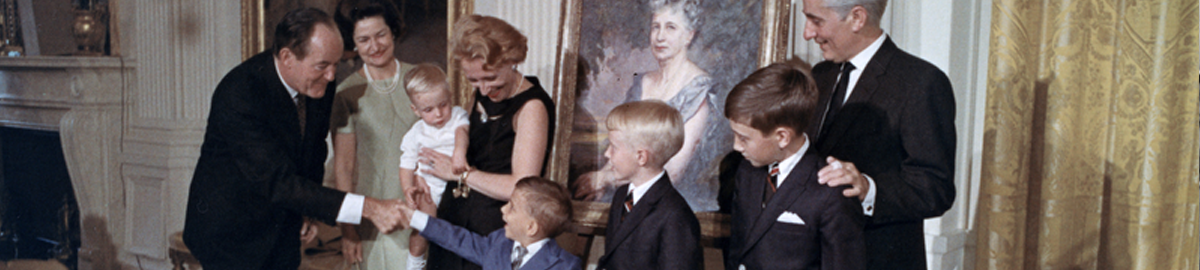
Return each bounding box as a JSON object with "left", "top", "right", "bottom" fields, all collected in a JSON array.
[
  {"left": 723, "top": 63, "right": 865, "bottom": 270},
  {"left": 596, "top": 100, "right": 703, "bottom": 270}
]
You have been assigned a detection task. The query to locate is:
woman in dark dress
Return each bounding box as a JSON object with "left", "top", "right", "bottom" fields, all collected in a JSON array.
[{"left": 416, "top": 14, "right": 554, "bottom": 270}]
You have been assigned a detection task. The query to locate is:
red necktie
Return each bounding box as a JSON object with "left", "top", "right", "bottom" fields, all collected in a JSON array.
[
  {"left": 763, "top": 163, "right": 780, "bottom": 208},
  {"left": 621, "top": 190, "right": 634, "bottom": 222}
]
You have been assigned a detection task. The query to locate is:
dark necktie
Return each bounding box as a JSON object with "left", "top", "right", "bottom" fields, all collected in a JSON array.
[
  {"left": 762, "top": 163, "right": 780, "bottom": 208},
  {"left": 512, "top": 245, "right": 528, "bottom": 270},
  {"left": 295, "top": 96, "right": 307, "bottom": 136},
  {"left": 621, "top": 190, "right": 634, "bottom": 221},
  {"left": 821, "top": 62, "right": 856, "bottom": 136}
]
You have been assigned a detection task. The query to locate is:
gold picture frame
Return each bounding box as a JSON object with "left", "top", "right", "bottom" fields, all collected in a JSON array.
[
  {"left": 241, "top": 0, "right": 265, "bottom": 60},
  {"left": 551, "top": 0, "right": 792, "bottom": 245}
]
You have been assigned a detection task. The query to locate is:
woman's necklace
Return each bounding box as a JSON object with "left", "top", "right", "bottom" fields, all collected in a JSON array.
[{"left": 363, "top": 59, "right": 401, "bottom": 94}]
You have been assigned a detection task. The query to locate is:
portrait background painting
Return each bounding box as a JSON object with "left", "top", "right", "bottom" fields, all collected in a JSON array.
[{"left": 567, "top": 0, "right": 763, "bottom": 212}]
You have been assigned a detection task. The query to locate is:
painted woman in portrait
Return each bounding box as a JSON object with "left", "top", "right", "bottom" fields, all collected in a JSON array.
[{"left": 572, "top": 0, "right": 759, "bottom": 212}]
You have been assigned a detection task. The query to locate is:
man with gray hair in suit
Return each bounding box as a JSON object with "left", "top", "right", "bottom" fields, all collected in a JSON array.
[{"left": 801, "top": 0, "right": 958, "bottom": 269}]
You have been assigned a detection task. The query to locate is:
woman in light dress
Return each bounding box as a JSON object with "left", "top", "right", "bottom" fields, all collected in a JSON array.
[{"left": 329, "top": 0, "right": 421, "bottom": 268}]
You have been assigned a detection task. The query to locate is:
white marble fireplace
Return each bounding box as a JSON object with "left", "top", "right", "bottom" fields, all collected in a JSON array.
[
  {"left": 0, "top": 56, "right": 128, "bottom": 269},
  {"left": 0, "top": 1, "right": 245, "bottom": 269}
]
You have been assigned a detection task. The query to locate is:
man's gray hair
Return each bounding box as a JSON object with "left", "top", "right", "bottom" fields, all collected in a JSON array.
[{"left": 825, "top": 0, "right": 887, "bottom": 25}]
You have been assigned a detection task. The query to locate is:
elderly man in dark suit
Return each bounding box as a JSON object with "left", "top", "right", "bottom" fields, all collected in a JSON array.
[
  {"left": 183, "top": 8, "right": 406, "bottom": 270},
  {"left": 800, "top": 0, "right": 958, "bottom": 269}
]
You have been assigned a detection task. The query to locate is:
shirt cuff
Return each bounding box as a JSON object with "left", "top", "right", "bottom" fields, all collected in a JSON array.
[
  {"left": 861, "top": 174, "right": 876, "bottom": 216},
  {"left": 411, "top": 210, "right": 430, "bottom": 231},
  {"left": 336, "top": 193, "right": 365, "bottom": 224}
]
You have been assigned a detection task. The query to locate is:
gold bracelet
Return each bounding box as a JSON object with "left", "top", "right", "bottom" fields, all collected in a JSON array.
[
  {"left": 459, "top": 167, "right": 472, "bottom": 182},
  {"left": 453, "top": 167, "right": 473, "bottom": 198}
]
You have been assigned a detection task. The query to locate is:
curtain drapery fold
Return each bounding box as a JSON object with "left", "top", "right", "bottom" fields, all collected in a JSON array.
[{"left": 976, "top": 0, "right": 1199, "bottom": 269}]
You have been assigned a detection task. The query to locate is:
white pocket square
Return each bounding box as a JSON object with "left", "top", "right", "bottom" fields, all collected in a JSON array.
[{"left": 776, "top": 211, "right": 806, "bottom": 225}]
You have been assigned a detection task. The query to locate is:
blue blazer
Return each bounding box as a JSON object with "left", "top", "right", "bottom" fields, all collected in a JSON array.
[{"left": 421, "top": 216, "right": 583, "bottom": 270}]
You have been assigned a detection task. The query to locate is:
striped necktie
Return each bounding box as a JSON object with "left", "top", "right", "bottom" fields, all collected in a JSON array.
[
  {"left": 511, "top": 245, "right": 527, "bottom": 270},
  {"left": 295, "top": 96, "right": 306, "bottom": 137},
  {"left": 621, "top": 190, "right": 634, "bottom": 221},
  {"left": 763, "top": 163, "right": 780, "bottom": 208}
]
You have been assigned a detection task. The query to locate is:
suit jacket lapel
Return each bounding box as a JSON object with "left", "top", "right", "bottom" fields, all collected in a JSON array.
[
  {"left": 740, "top": 164, "right": 768, "bottom": 220},
  {"left": 496, "top": 236, "right": 515, "bottom": 270},
  {"left": 256, "top": 54, "right": 303, "bottom": 149},
  {"left": 520, "top": 239, "right": 564, "bottom": 270},
  {"left": 818, "top": 38, "right": 898, "bottom": 149},
  {"left": 813, "top": 63, "right": 841, "bottom": 137},
  {"left": 738, "top": 153, "right": 820, "bottom": 258},
  {"left": 602, "top": 175, "right": 673, "bottom": 257}
]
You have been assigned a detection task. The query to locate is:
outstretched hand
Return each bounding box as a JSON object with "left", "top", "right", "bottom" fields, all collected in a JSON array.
[
  {"left": 396, "top": 202, "right": 416, "bottom": 231},
  {"left": 362, "top": 197, "right": 406, "bottom": 233},
  {"left": 817, "top": 156, "right": 869, "bottom": 200},
  {"left": 404, "top": 176, "right": 438, "bottom": 217},
  {"left": 405, "top": 175, "right": 433, "bottom": 207}
]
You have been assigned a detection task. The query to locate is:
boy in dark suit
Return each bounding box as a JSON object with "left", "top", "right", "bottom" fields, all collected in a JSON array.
[
  {"left": 398, "top": 176, "right": 582, "bottom": 270},
  {"left": 722, "top": 63, "right": 866, "bottom": 270},
  {"left": 596, "top": 100, "right": 703, "bottom": 270}
]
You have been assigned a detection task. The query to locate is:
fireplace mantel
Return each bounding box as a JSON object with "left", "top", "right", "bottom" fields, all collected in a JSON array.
[{"left": 0, "top": 56, "right": 132, "bottom": 270}]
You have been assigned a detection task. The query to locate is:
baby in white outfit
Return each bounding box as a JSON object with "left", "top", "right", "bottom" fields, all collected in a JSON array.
[{"left": 397, "top": 64, "right": 470, "bottom": 270}]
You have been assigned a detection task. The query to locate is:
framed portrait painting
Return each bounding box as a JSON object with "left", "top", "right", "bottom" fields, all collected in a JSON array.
[{"left": 550, "top": 0, "right": 791, "bottom": 233}]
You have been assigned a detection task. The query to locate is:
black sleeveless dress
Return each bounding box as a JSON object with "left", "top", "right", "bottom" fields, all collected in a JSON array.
[{"left": 429, "top": 77, "right": 555, "bottom": 270}]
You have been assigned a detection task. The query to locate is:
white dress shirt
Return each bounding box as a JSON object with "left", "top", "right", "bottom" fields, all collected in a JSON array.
[
  {"left": 627, "top": 171, "right": 667, "bottom": 205},
  {"left": 774, "top": 134, "right": 811, "bottom": 187}
]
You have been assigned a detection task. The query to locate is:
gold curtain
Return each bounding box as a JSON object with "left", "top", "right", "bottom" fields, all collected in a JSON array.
[{"left": 976, "top": 0, "right": 1199, "bottom": 269}]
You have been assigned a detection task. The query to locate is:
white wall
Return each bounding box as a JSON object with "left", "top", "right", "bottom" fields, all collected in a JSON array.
[
  {"left": 120, "top": 0, "right": 244, "bottom": 268},
  {"left": 473, "top": 0, "right": 563, "bottom": 91}
]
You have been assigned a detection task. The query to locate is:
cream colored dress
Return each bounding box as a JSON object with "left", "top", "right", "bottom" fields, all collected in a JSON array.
[{"left": 330, "top": 62, "right": 419, "bottom": 269}]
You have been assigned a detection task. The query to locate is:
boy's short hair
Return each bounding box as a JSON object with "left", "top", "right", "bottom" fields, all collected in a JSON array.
[
  {"left": 514, "top": 176, "right": 574, "bottom": 238},
  {"left": 606, "top": 100, "right": 684, "bottom": 168},
  {"left": 724, "top": 62, "right": 819, "bottom": 135},
  {"left": 404, "top": 63, "right": 450, "bottom": 98}
]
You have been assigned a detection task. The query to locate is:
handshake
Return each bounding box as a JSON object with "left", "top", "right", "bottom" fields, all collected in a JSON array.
[{"left": 360, "top": 187, "right": 438, "bottom": 233}]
